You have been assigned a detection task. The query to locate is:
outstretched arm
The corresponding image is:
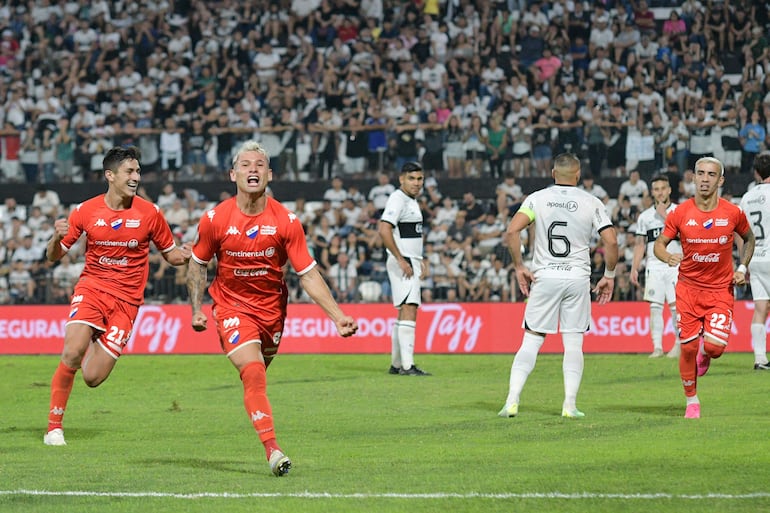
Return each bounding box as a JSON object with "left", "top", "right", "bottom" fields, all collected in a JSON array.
[{"left": 300, "top": 266, "right": 358, "bottom": 337}]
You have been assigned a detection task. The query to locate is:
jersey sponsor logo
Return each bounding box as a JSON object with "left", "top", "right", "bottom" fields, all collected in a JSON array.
[
  {"left": 691, "top": 252, "right": 720, "bottom": 263},
  {"left": 685, "top": 237, "right": 719, "bottom": 243},
  {"left": 246, "top": 225, "right": 259, "bottom": 239},
  {"left": 111, "top": 219, "right": 123, "bottom": 230},
  {"left": 94, "top": 240, "right": 128, "bottom": 247},
  {"left": 222, "top": 316, "right": 241, "bottom": 329},
  {"left": 94, "top": 218, "right": 108, "bottom": 227},
  {"left": 234, "top": 268, "right": 268, "bottom": 277},
  {"left": 715, "top": 218, "right": 728, "bottom": 227},
  {"left": 746, "top": 196, "right": 766, "bottom": 205},
  {"left": 261, "top": 225, "right": 277, "bottom": 235},
  {"left": 703, "top": 218, "right": 713, "bottom": 229},
  {"left": 226, "top": 226, "right": 241, "bottom": 235},
  {"left": 225, "top": 247, "right": 275, "bottom": 258},
  {"left": 718, "top": 235, "right": 728, "bottom": 244},
  {"left": 547, "top": 200, "right": 578, "bottom": 212},
  {"left": 128, "top": 239, "right": 139, "bottom": 249},
  {"left": 99, "top": 256, "right": 129, "bottom": 266},
  {"left": 686, "top": 219, "right": 698, "bottom": 226},
  {"left": 227, "top": 330, "right": 240, "bottom": 344},
  {"left": 126, "top": 219, "right": 141, "bottom": 228}
]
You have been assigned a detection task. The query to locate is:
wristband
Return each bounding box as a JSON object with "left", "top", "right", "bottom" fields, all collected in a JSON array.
[
  {"left": 603, "top": 269, "right": 616, "bottom": 279},
  {"left": 737, "top": 264, "right": 747, "bottom": 274}
]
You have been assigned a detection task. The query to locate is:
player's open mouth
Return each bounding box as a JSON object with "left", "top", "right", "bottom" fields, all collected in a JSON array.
[{"left": 247, "top": 176, "right": 259, "bottom": 185}]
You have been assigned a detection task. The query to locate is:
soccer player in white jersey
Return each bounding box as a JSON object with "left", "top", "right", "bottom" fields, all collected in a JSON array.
[
  {"left": 499, "top": 153, "right": 618, "bottom": 418},
  {"left": 739, "top": 152, "right": 770, "bottom": 370},
  {"left": 378, "top": 161, "right": 431, "bottom": 376},
  {"left": 630, "top": 174, "right": 682, "bottom": 358}
]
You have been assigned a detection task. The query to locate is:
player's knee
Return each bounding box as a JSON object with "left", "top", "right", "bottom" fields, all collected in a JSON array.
[
  {"left": 680, "top": 339, "right": 699, "bottom": 356},
  {"left": 704, "top": 340, "right": 726, "bottom": 359}
]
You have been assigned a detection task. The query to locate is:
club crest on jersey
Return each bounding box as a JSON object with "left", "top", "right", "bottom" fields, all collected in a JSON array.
[
  {"left": 246, "top": 225, "right": 259, "bottom": 239},
  {"left": 68, "top": 307, "right": 78, "bottom": 318},
  {"left": 111, "top": 219, "right": 123, "bottom": 230},
  {"left": 228, "top": 330, "right": 241, "bottom": 344},
  {"left": 703, "top": 218, "right": 713, "bottom": 229}
]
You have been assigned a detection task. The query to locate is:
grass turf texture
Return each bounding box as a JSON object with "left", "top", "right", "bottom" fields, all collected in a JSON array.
[{"left": 1, "top": 353, "right": 768, "bottom": 513}]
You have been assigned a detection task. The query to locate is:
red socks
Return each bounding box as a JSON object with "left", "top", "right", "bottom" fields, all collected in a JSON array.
[
  {"left": 48, "top": 362, "right": 77, "bottom": 432},
  {"left": 240, "top": 361, "right": 279, "bottom": 459}
]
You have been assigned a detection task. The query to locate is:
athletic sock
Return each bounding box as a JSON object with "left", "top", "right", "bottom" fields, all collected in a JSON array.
[
  {"left": 240, "top": 361, "right": 277, "bottom": 459},
  {"left": 680, "top": 341, "right": 698, "bottom": 397},
  {"left": 562, "top": 333, "right": 584, "bottom": 410},
  {"left": 397, "top": 320, "right": 416, "bottom": 370},
  {"left": 669, "top": 304, "right": 680, "bottom": 348},
  {"left": 650, "top": 303, "right": 664, "bottom": 352},
  {"left": 391, "top": 321, "right": 401, "bottom": 368},
  {"left": 504, "top": 332, "right": 545, "bottom": 406},
  {"left": 751, "top": 323, "right": 768, "bottom": 364},
  {"left": 48, "top": 361, "right": 77, "bottom": 432}
]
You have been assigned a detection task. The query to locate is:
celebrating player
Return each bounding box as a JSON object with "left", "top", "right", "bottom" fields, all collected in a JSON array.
[
  {"left": 498, "top": 153, "right": 618, "bottom": 419},
  {"left": 44, "top": 146, "right": 192, "bottom": 446},
  {"left": 187, "top": 140, "right": 358, "bottom": 477},
  {"left": 654, "top": 157, "right": 754, "bottom": 418}
]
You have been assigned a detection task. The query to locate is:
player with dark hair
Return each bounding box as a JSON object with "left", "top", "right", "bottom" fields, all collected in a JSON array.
[
  {"left": 654, "top": 157, "right": 754, "bottom": 418},
  {"left": 630, "top": 174, "right": 681, "bottom": 358},
  {"left": 379, "top": 161, "right": 431, "bottom": 376},
  {"left": 499, "top": 153, "right": 618, "bottom": 419},
  {"left": 44, "top": 146, "right": 192, "bottom": 446}
]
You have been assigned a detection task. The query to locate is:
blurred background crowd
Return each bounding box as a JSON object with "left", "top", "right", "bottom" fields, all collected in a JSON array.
[{"left": 0, "top": 0, "right": 768, "bottom": 305}]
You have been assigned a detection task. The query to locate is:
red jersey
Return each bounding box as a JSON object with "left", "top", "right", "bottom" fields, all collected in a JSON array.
[
  {"left": 662, "top": 197, "right": 750, "bottom": 290},
  {"left": 192, "top": 196, "right": 315, "bottom": 323},
  {"left": 60, "top": 195, "right": 176, "bottom": 305}
]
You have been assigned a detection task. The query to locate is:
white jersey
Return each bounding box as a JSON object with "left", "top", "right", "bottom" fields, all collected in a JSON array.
[
  {"left": 520, "top": 185, "right": 612, "bottom": 279},
  {"left": 381, "top": 189, "right": 424, "bottom": 259},
  {"left": 635, "top": 203, "right": 682, "bottom": 271},
  {"left": 739, "top": 183, "right": 770, "bottom": 264}
]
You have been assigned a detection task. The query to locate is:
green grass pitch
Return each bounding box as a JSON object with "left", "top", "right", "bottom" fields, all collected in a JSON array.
[{"left": 1, "top": 353, "right": 769, "bottom": 513}]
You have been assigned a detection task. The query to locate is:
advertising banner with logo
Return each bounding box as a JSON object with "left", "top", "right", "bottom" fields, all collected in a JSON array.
[{"left": 0, "top": 302, "right": 760, "bottom": 355}]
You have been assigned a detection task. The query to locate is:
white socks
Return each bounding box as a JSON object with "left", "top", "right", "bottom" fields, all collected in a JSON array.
[
  {"left": 751, "top": 323, "right": 768, "bottom": 364},
  {"left": 562, "top": 333, "right": 584, "bottom": 411},
  {"left": 650, "top": 303, "right": 664, "bottom": 352},
  {"left": 504, "top": 332, "right": 545, "bottom": 406},
  {"left": 397, "top": 320, "right": 416, "bottom": 370},
  {"left": 391, "top": 321, "right": 401, "bottom": 368}
]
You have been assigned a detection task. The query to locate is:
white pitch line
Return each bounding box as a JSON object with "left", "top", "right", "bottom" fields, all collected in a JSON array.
[{"left": 1, "top": 490, "right": 770, "bottom": 500}]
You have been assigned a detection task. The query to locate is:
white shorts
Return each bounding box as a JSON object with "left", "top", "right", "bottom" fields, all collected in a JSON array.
[
  {"left": 749, "top": 260, "right": 770, "bottom": 301},
  {"left": 523, "top": 277, "right": 590, "bottom": 334},
  {"left": 644, "top": 265, "right": 678, "bottom": 304},
  {"left": 387, "top": 254, "right": 422, "bottom": 307}
]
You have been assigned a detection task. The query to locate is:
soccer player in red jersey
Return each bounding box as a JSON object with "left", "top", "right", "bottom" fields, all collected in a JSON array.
[
  {"left": 654, "top": 157, "right": 755, "bottom": 419},
  {"left": 186, "top": 140, "right": 358, "bottom": 477},
  {"left": 43, "top": 146, "right": 192, "bottom": 446}
]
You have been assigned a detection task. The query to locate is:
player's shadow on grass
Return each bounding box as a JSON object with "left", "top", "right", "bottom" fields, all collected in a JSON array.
[{"left": 134, "top": 457, "right": 255, "bottom": 474}]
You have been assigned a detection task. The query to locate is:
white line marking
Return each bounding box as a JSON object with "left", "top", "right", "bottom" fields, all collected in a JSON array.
[{"left": 1, "top": 490, "right": 769, "bottom": 500}]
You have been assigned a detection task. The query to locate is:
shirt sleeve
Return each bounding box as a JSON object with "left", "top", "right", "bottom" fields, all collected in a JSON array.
[{"left": 191, "top": 211, "right": 217, "bottom": 264}]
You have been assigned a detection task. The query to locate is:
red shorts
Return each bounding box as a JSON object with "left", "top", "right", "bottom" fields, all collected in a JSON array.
[
  {"left": 67, "top": 285, "right": 139, "bottom": 359},
  {"left": 212, "top": 305, "right": 285, "bottom": 359},
  {"left": 675, "top": 283, "right": 734, "bottom": 345}
]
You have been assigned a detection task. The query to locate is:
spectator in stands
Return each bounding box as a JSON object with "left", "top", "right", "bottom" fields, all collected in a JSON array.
[
  {"left": 618, "top": 169, "right": 649, "bottom": 209},
  {"left": 31, "top": 185, "right": 61, "bottom": 219},
  {"left": 739, "top": 110, "right": 766, "bottom": 174}
]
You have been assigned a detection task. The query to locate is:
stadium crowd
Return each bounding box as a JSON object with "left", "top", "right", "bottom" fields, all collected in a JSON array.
[{"left": 0, "top": 0, "right": 769, "bottom": 304}]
